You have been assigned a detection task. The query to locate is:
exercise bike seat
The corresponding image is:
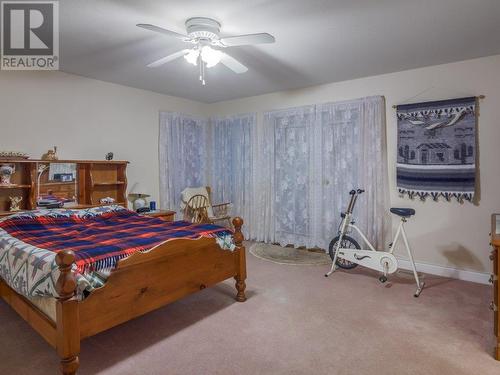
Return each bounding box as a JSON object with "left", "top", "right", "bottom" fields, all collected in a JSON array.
[{"left": 390, "top": 207, "right": 415, "bottom": 217}]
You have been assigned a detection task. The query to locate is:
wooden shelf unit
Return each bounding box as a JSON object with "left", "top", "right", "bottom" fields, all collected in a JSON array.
[
  {"left": 92, "top": 181, "right": 126, "bottom": 186},
  {"left": 0, "top": 161, "right": 35, "bottom": 212},
  {"left": 85, "top": 162, "right": 128, "bottom": 205},
  {"left": 0, "top": 184, "right": 31, "bottom": 189},
  {"left": 0, "top": 159, "right": 128, "bottom": 215},
  {"left": 39, "top": 181, "right": 78, "bottom": 187}
]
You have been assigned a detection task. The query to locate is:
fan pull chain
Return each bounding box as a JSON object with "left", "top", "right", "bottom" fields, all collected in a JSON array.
[
  {"left": 201, "top": 60, "right": 205, "bottom": 86},
  {"left": 202, "top": 62, "right": 206, "bottom": 85},
  {"left": 199, "top": 54, "right": 202, "bottom": 81},
  {"left": 197, "top": 55, "right": 206, "bottom": 85}
]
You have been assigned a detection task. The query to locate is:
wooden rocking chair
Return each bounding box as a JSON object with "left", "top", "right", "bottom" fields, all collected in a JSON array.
[
  {"left": 181, "top": 186, "right": 232, "bottom": 228},
  {"left": 183, "top": 194, "right": 210, "bottom": 224}
]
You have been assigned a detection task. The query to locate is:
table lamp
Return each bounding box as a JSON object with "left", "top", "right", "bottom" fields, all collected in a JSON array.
[{"left": 128, "top": 183, "right": 150, "bottom": 211}]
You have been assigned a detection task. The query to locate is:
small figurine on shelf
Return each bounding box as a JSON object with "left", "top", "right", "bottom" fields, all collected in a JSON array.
[
  {"left": 100, "top": 197, "right": 115, "bottom": 205},
  {"left": 9, "top": 196, "right": 22, "bottom": 212},
  {"left": 41, "top": 146, "right": 58, "bottom": 161},
  {"left": 0, "top": 164, "right": 15, "bottom": 185},
  {"left": 0, "top": 151, "right": 28, "bottom": 159},
  {"left": 105, "top": 152, "right": 114, "bottom": 161}
]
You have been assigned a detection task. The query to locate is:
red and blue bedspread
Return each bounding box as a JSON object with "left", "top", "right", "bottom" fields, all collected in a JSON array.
[{"left": 0, "top": 206, "right": 235, "bottom": 299}]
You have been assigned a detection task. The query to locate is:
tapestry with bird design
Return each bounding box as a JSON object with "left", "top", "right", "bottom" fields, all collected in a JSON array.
[{"left": 396, "top": 97, "right": 477, "bottom": 202}]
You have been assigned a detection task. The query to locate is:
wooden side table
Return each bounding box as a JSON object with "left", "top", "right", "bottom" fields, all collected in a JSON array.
[{"left": 141, "top": 210, "right": 176, "bottom": 222}]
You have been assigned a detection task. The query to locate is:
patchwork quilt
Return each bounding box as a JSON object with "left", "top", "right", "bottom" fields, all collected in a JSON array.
[{"left": 0, "top": 205, "right": 235, "bottom": 299}]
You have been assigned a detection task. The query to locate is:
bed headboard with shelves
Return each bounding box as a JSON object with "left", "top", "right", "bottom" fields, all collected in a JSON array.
[{"left": 0, "top": 159, "right": 128, "bottom": 216}]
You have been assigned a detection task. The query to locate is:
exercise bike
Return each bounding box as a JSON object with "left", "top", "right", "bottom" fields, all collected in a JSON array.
[{"left": 325, "top": 189, "right": 425, "bottom": 297}]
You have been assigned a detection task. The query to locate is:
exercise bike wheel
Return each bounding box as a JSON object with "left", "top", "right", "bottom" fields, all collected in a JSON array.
[{"left": 328, "top": 235, "right": 360, "bottom": 269}]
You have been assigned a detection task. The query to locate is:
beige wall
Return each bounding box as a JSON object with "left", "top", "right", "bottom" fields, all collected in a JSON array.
[
  {"left": 207, "top": 55, "right": 500, "bottom": 274},
  {"left": 0, "top": 71, "right": 208, "bottom": 205},
  {"left": 1, "top": 55, "right": 499, "bottom": 275}
]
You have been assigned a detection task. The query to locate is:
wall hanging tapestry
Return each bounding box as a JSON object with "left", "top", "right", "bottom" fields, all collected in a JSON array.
[{"left": 396, "top": 97, "right": 477, "bottom": 202}]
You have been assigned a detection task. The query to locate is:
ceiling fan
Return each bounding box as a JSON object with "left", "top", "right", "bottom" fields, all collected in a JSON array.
[{"left": 137, "top": 17, "right": 275, "bottom": 85}]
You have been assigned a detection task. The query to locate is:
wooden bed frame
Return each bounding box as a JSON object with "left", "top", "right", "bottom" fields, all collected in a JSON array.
[{"left": 0, "top": 217, "right": 247, "bottom": 375}]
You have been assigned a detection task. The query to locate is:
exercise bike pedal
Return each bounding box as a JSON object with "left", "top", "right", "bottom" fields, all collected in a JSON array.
[
  {"left": 413, "top": 282, "right": 425, "bottom": 298},
  {"left": 379, "top": 275, "right": 388, "bottom": 283}
]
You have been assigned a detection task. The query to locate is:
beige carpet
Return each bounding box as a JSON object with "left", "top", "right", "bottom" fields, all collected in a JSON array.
[
  {"left": 249, "top": 242, "right": 331, "bottom": 265},
  {"left": 0, "top": 241, "right": 497, "bottom": 375}
]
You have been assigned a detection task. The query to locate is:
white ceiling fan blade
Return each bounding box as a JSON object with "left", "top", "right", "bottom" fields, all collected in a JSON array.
[
  {"left": 137, "top": 24, "right": 188, "bottom": 40},
  {"left": 220, "top": 52, "right": 248, "bottom": 74},
  {"left": 220, "top": 33, "right": 275, "bottom": 47},
  {"left": 147, "top": 49, "right": 190, "bottom": 68}
]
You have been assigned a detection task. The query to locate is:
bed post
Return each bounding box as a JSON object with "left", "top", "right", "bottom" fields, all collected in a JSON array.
[
  {"left": 55, "top": 250, "right": 80, "bottom": 375},
  {"left": 232, "top": 217, "right": 247, "bottom": 302}
]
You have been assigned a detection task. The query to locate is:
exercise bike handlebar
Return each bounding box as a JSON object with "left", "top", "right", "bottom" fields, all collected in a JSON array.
[
  {"left": 349, "top": 189, "right": 365, "bottom": 195},
  {"left": 346, "top": 188, "right": 365, "bottom": 213}
]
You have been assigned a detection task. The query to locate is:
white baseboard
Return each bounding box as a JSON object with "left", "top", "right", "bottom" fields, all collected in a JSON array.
[{"left": 397, "top": 258, "right": 490, "bottom": 285}]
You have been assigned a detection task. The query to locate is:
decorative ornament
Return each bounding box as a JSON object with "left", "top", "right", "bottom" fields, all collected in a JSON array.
[
  {"left": 100, "top": 197, "right": 115, "bottom": 204},
  {"left": 9, "top": 196, "right": 22, "bottom": 211},
  {"left": 0, "top": 151, "right": 28, "bottom": 159},
  {"left": 105, "top": 152, "right": 114, "bottom": 161},
  {"left": 41, "top": 146, "right": 58, "bottom": 161},
  {"left": 0, "top": 164, "right": 15, "bottom": 185}
]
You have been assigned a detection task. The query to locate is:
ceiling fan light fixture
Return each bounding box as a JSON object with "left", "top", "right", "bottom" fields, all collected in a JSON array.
[
  {"left": 201, "top": 46, "right": 222, "bottom": 68},
  {"left": 184, "top": 49, "right": 199, "bottom": 66},
  {"left": 138, "top": 17, "right": 274, "bottom": 84}
]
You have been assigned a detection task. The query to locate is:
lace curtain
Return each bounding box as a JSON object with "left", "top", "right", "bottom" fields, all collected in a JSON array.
[
  {"left": 260, "top": 96, "right": 389, "bottom": 248},
  {"left": 159, "top": 112, "right": 208, "bottom": 213},
  {"left": 158, "top": 96, "right": 388, "bottom": 248},
  {"left": 209, "top": 114, "right": 255, "bottom": 237},
  {"left": 259, "top": 106, "right": 316, "bottom": 246},
  {"left": 316, "top": 97, "right": 390, "bottom": 249}
]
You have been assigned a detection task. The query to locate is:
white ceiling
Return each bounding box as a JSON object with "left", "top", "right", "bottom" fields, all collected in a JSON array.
[{"left": 60, "top": 0, "right": 500, "bottom": 103}]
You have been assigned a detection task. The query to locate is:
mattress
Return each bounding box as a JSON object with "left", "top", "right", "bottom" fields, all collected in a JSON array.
[{"left": 29, "top": 296, "right": 56, "bottom": 322}]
